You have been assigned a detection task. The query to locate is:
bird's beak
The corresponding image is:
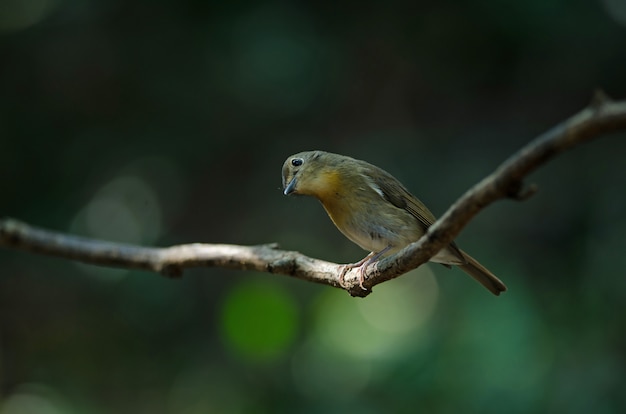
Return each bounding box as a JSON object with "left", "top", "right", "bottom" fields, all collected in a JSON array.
[{"left": 283, "top": 176, "right": 297, "bottom": 195}]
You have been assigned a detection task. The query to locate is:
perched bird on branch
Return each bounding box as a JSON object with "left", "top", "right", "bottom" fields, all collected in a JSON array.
[{"left": 282, "top": 150, "right": 507, "bottom": 295}]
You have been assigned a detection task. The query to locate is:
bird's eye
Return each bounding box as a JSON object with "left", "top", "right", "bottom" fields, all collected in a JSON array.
[{"left": 291, "top": 158, "right": 303, "bottom": 167}]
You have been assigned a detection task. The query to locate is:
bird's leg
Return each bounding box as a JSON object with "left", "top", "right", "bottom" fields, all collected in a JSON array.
[{"left": 339, "top": 246, "right": 393, "bottom": 290}]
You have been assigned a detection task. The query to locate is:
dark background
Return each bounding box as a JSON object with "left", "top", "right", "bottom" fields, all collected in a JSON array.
[{"left": 2, "top": 1, "right": 626, "bottom": 413}]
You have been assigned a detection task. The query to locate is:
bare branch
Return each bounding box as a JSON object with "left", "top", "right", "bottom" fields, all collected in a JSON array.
[
  {"left": 0, "top": 218, "right": 345, "bottom": 288},
  {"left": 2, "top": 92, "right": 626, "bottom": 297}
]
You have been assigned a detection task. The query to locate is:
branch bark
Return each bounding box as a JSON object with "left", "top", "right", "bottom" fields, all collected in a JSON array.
[{"left": 2, "top": 91, "right": 626, "bottom": 297}]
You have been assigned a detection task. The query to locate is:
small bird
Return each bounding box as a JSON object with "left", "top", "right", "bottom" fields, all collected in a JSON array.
[{"left": 282, "top": 150, "right": 507, "bottom": 295}]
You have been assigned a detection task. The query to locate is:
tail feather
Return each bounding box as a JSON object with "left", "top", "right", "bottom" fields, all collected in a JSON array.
[{"left": 457, "top": 249, "right": 507, "bottom": 296}]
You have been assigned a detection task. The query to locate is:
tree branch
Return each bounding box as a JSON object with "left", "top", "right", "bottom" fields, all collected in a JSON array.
[
  {"left": 0, "top": 217, "right": 346, "bottom": 287},
  {"left": 2, "top": 91, "right": 626, "bottom": 297}
]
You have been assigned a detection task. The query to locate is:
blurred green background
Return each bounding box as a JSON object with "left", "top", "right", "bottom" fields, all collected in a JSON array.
[{"left": 2, "top": 0, "right": 626, "bottom": 413}]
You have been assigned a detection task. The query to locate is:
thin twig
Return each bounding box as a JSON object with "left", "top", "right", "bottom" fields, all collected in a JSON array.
[{"left": 1, "top": 92, "right": 625, "bottom": 297}]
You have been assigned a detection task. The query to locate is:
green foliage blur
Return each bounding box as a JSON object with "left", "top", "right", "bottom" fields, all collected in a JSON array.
[{"left": 2, "top": 0, "right": 626, "bottom": 412}]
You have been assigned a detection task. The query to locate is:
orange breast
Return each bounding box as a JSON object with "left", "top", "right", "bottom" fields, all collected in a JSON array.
[
  {"left": 306, "top": 170, "right": 342, "bottom": 199},
  {"left": 311, "top": 171, "right": 349, "bottom": 226}
]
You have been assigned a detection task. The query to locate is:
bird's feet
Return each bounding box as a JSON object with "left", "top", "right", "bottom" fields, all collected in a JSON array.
[
  {"left": 338, "top": 252, "right": 377, "bottom": 290},
  {"left": 338, "top": 246, "right": 393, "bottom": 290}
]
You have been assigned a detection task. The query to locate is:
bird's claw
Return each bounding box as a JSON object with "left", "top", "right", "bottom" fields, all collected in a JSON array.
[{"left": 338, "top": 263, "right": 368, "bottom": 291}]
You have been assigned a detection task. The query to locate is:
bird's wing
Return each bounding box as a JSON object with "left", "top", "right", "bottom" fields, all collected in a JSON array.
[
  {"left": 370, "top": 168, "right": 436, "bottom": 232},
  {"left": 371, "top": 167, "right": 465, "bottom": 263}
]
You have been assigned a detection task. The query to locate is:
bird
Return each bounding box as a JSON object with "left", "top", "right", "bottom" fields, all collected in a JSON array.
[{"left": 281, "top": 150, "right": 507, "bottom": 295}]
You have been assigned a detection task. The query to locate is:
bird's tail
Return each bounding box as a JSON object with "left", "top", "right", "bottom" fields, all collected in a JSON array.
[{"left": 457, "top": 249, "right": 507, "bottom": 296}]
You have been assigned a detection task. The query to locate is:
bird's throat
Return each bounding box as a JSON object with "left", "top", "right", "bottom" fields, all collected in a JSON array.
[{"left": 306, "top": 170, "right": 343, "bottom": 200}]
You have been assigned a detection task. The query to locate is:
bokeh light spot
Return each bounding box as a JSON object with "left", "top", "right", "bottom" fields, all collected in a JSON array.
[
  {"left": 71, "top": 175, "right": 162, "bottom": 245},
  {"left": 357, "top": 267, "right": 438, "bottom": 335},
  {"left": 0, "top": 0, "right": 55, "bottom": 32},
  {"left": 220, "top": 280, "right": 298, "bottom": 361},
  {"left": 0, "top": 384, "right": 70, "bottom": 414},
  {"left": 84, "top": 196, "right": 142, "bottom": 244},
  {"left": 120, "top": 156, "right": 189, "bottom": 225},
  {"left": 69, "top": 174, "right": 163, "bottom": 280},
  {"left": 602, "top": 0, "right": 626, "bottom": 26},
  {"left": 313, "top": 266, "right": 439, "bottom": 360}
]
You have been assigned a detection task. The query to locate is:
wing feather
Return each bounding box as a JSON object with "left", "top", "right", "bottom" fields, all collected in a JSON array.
[{"left": 368, "top": 165, "right": 465, "bottom": 262}]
